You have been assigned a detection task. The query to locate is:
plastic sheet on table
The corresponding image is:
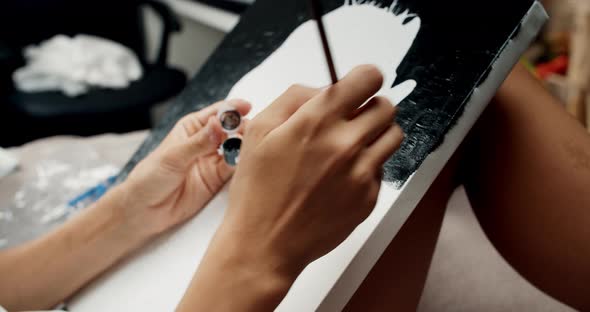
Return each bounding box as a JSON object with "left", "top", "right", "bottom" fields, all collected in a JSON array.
[{"left": 0, "top": 143, "right": 120, "bottom": 249}]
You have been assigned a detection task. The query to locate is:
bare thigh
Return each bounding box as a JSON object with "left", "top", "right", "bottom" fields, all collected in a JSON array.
[
  {"left": 344, "top": 151, "right": 459, "bottom": 311},
  {"left": 346, "top": 65, "right": 590, "bottom": 311},
  {"left": 463, "top": 65, "right": 590, "bottom": 310}
]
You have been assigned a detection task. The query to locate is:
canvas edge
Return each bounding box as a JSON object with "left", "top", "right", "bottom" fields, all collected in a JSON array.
[{"left": 315, "top": 2, "right": 549, "bottom": 311}]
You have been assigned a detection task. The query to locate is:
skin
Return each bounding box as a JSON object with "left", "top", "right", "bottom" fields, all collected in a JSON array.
[
  {"left": 345, "top": 64, "right": 590, "bottom": 312},
  {"left": 465, "top": 64, "right": 590, "bottom": 311},
  {"left": 177, "top": 65, "right": 403, "bottom": 311},
  {"left": 345, "top": 149, "right": 459, "bottom": 312},
  {"left": 0, "top": 65, "right": 403, "bottom": 311},
  {"left": 0, "top": 64, "right": 588, "bottom": 311},
  {"left": 0, "top": 98, "right": 253, "bottom": 310}
]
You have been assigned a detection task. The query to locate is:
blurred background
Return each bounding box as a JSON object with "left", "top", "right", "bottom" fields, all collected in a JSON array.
[
  {"left": 0, "top": 0, "right": 252, "bottom": 148},
  {"left": 0, "top": 1, "right": 586, "bottom": 311},
  {"left": 0, "top": 0, "right": 587, "bottom": 148},
  {"left": 525, "top": 0, "right": 590, "bottom": 131}
]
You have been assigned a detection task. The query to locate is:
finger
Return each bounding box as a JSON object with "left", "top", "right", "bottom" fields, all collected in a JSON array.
[
  {"left": 162, "top": 116, "right": 227, "bottom": 172},
  {"left": 238, "top": 118, "right": 249, "bottom": 134},
  {"left": 308, "top": 64, "right": 383, "bottom": 117},
  {"left": 349, "top": 96, "right": 397, "bottom": 146},
  {"left": 249, "top": 84, "right": 320, "bottom": 140},
  {"left": 216, "top": 156, "right": 235, "bottom": 183},
  {"left": 362, "top": 124, "right": 405, "bottom": 168},
  {"left": 184, "top": 99, "right": 252, "bottom": 136}
]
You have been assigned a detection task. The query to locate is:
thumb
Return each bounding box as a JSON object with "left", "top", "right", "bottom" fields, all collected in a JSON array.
[{"left": 163, "top": 116, "right": 225, "bottom": 171}]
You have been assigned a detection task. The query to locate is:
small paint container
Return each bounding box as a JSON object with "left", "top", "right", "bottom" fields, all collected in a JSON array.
[
  {"left": 218, "top": 135, "right": 242, "bottom": 166},
  {"left": 217, "top": 102, "right": 243, "bottom": 166}
]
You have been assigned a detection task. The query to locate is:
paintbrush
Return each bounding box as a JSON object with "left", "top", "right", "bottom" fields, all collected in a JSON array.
[{"left": 308, "top": 0, "right": 338, "bottom": 84}]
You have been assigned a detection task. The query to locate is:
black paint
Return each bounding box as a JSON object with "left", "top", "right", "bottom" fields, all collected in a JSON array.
[
  {"left": 118, "top": 0, "right": 536, "bottom": 187},
  {"left": 220, "top": 110, "right": 242, "bottom": 131},
  {"left": 222, "top": 137, "right": 242, "bottom": 166}
]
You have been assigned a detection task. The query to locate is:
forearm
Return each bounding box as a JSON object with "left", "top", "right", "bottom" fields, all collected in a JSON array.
[
  {"left": 0, "top": 185, "right": 148, "bottom": 310},
  {"left": 464, "top": 64, "right": 590, "bottom": 310},
  {"left": 177, "top": 225, "right": 298, "bottom": 312}
]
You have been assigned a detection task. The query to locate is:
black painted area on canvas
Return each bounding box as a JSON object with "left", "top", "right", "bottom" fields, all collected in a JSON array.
[{"left": 119, "top": 0, "right": 535, "bottom": 187}]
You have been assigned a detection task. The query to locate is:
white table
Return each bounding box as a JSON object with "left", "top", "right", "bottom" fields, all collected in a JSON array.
[{"left": 0, "top": 133, "right": 571, "bottom": 312}]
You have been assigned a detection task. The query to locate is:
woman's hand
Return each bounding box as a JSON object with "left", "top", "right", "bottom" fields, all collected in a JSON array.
[
  {"left": 117, "top": 99, "right": 251, "bottom": 239},
  {"left": 0, "top": 100, "right": 252, "bottom": 311},
  {"left": 225, "top": 64, "right": 403, "bottom": 276},
  {"left": 179, "top": 65, "right": 405, "bottom": 311}
]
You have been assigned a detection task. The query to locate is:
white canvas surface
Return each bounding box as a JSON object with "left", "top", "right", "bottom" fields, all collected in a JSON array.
[{"left": 69, "top": 2, "right": 547, "bottom": 311}]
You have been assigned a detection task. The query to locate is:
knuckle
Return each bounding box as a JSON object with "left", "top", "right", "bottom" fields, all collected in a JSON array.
[
  {"left": 248, "top": 116, "right": 270, "bottom": 133},
  {"left": 355, "top": 168, "right": 375, "bottom": 186},
  {"left": 331, "top": 137, "right": 356, "bottom": 158},
  {"left": 365, "top": 183, "right": 380, "bottom": 207},
  {"left": 246, "top": 118, "right": 260, "bottom": 132},
  {"left": 158, "top": 149, "right": 183, "bottom": 173},
  {"left": 363, "top": 197, "right": 378, "bottom": 218},
  {"left": 375, "top": 167, "right": 384, "bottom": 181},
  {"left": 323, "top": 141, "right": 353, "bottom": 168},
  {"left": 361, "top": 200, "right": 376, "bottom": 218},
  {"left": 385, "top": 109, "right": 397, "bottom": 125},
  {"left": 368, "top": 182, "right": 381, "bottom": 200},
  {"left": 374, "top": 97, "right": 396, "bottom": 118},
  {"left": 356, "top": 64, "right": 384, "bottom": 88},
  {"left": 175, "top": 116, "right": 191, "bottom": 129},
  {"left": 177, "top": 115, "right": 201, "bottom": 135},
  {"left": 295, "top": 111, "right": 322, "bottom": 133},
  {"left": 285, "top": 84, "right": 306, "bottom": 96},
  {"left": 286, "top": 84, "right": 319, "bottom": 103},
  {"left": 379, "top": 96, "right": 396, "bottom": 112},
  {"left": 392, "top": 124, "right": 405, "bottom": 143},
  {"left": 354, "top": 191, "right": 378, "bottom": 222},
  {"left": 296, "top": 110, "right": 317, "bottom": 125},
  {"left": 174, "top": 116, "right": 187, "bottom": 127}
]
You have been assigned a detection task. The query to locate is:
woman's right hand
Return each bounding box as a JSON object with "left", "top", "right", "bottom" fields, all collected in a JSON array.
[
  {"left": 178, "top": 65, "right": 404, "bottom": 311},
  {"left": 223, "top": 64, "right": 404, "bottom": 273}
]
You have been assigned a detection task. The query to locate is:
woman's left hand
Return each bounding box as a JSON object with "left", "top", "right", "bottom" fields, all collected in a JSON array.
[
  {"left": 115, "top": 99, "right": 251, "bottom": 239},
  {"left": 0, "top": 99, "right": 251, "bottom": 311}
]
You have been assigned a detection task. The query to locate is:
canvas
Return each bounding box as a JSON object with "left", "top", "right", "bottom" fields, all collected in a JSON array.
[{"left": 70, "top": 0, "right": 547, "bottom": 310}]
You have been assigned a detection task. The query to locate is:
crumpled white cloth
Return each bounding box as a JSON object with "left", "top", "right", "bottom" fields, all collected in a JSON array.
[
  {"left": 0, "top": 147, "right": 18, "bottom": 179},
  {"left": 13, "top": 34, "right": 143, "bottom": 97}
]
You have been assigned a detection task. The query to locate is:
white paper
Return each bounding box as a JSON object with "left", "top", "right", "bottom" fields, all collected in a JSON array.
[{"left": 0, "top": 148, "right": 18, "bottom": 179}]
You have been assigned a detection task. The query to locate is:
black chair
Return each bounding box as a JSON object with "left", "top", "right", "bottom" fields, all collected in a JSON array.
[{"left": 0, "top": 0, "right": 187, "bottom": 147}]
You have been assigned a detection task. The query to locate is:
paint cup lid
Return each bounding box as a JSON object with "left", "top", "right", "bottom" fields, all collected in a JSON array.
[{"left": 217, "top": 102, "right": 242, "bottom": 135}]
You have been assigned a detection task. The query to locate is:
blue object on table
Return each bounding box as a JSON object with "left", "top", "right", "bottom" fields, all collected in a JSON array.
[{"left": 67, "top": 175, "right": 118, "bottom": 211}]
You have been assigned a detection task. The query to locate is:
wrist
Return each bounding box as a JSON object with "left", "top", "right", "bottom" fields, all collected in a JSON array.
[
  {"left": 92, "top": 183, "right": 154, "bottom": 247},
  {"left": 205, "top": 224, "right": 302, "bottom": 307},
  {"left": 220, "top": 250, "right": 295, "bottom": 308},
  {"left": 179, "top": 225, "right": 299, "bottom": 311}
]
